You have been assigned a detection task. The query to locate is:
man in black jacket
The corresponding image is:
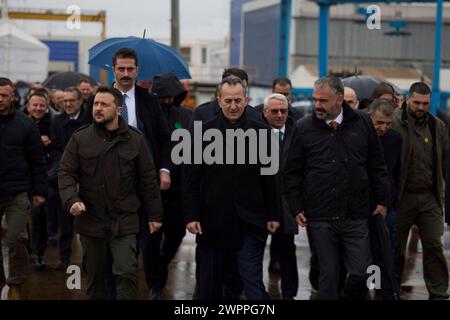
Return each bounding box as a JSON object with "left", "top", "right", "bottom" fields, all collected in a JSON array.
[
  {"left": 0, "top": 77, "right": 47, "bottom": 299},
  {"left": 261, "top": 93, "right": 299, "bottom": 299},
  {"left": 184, "top": 76, "right": 280, "bottom": 300},
  {"left": 368, "top": 98, "right": 402, "bottom": 300},
  {"left": 189, "top": 68, "right": 259, "bottom": 299},
  {"left": 142, "top": 72, "right": 192, "bottom": 299},
  {"left": 50, "top": 86, "right": 90, "bottom": 270},
  {"left": 284, "top": 75, "right": 389, "bottom": 300},
  {"left": 93, "top": 48, "right": 171, "bottom": 299}
]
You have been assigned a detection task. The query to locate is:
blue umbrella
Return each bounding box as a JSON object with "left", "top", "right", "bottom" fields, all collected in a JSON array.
[{"left": 88, "top": 36, "right": 191, "bottom": 80}]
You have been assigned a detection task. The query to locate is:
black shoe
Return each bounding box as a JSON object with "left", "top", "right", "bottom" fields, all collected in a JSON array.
[
  {"left": 54, "top": 261, "right": 70, "bottom": 271},
  {"left": 30, "top": 255, "right": 46, "bottom": 271},
  {"left": 148, "top": 289, "right": 161, "bottom": 300},
  {"left": 282, "top": 295, "right": 294, "bottom": 300}
]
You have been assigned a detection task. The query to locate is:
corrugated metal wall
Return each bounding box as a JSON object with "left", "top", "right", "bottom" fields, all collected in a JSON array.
[
  {"left": 293, "top": 17, "right": 450, "bottom": 78},
  {"left": 41, "top": 40, "right": 79, "bottom": 72}
]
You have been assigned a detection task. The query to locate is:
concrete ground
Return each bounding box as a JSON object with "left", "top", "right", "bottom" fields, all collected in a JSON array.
[{"left": 2, "top": 225, "right": 449, "bottom": 300}]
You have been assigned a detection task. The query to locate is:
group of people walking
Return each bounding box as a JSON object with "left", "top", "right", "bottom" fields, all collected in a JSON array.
[{"left": 0, "top": 46, "right": 449, "bottom": 300}]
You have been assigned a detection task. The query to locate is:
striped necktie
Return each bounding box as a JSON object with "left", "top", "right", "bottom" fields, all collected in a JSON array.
[{"left": 121, "top": 93, "right": 129, "bottom": 123}]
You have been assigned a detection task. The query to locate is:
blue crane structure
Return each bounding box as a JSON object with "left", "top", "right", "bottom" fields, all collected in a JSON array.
[{"left": 278, "top": 0, "right": 448, "bottom": 113}]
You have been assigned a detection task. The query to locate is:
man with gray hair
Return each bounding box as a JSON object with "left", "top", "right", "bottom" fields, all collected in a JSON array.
[
  {"left": 367, "top": 99, "right": 402, "bottom": 299},
  {"left": 184, "top": 76, "right": 280, "bottom": 300},
  {"left": 284, "top": 75, "right": 389, "bottom": 299},
  {"left": 261, "top": 93, "right": 299, "bottom": 299}
]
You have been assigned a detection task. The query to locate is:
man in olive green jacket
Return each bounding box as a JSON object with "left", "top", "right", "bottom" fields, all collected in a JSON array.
[
  {"left": 391, "top": 82, "right": 449, "bottom": 300},
  {"left": 59, "top": 86, "right": 163, "bottom": 300}
]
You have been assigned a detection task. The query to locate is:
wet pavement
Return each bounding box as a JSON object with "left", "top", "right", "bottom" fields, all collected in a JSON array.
[{"left": 2, "top": 225, "right": 450, "bottom": 300}]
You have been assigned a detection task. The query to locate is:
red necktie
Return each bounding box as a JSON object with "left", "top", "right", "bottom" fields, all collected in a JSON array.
[{"left": 329, "top": 121, "right": 339, "bottom": 129}]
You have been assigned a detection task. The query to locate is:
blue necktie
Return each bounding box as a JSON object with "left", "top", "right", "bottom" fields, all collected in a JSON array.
[{"left": 121, "top": 93, "right": 129, "bottom": 123}]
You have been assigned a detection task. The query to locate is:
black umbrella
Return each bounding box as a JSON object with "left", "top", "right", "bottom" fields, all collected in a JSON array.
[
  {"left": 370, "top": 214, "right": 401, "bottom": 300},
  {"left": 43, "top": 71, "right": 97, "bottom": 90},
  {"left": 342, "top": 75, "right": 402, "bottom": 100}
]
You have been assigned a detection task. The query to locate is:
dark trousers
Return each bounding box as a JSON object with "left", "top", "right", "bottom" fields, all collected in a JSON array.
[
  {"left": 31, "top": 185, "right": 61, "bottom": 257},
  {"left": 307, "top": 227, "right": 347, "bottom": 292},
  {"left": 309, "top": 218, "right": 372, "bottom": 300},
  {"left": 385, "top": 208, "right": 398, "bottom": 258},
  {"left": 395, "top": 192, "right": 449, "bottom": 299},
  {"left": 139, "top": 199, "right": 186, "bottom": 292},
  {"left": 270, "top": 232, "right": 299, "bottom": 298},
  {"left": 46, "top": 185, "right": 60, "bottom": 239},
  {"left": 80, "top": 233, "right": 138, "bottom": 300},
  {"left": 31, "top": 204, "right": 47, "bottom": 258},
  {"left": 197, "top": 225, "right": 269, "bottom": 300},
  {"left": 58, "top": 209, "right": 74, "bottom": 263},
  {"left": 194, "top": 246, "right": 244, "bottom": 300},
  {"left": 0, "top": 192, "right": 31, "bottom": 285}
]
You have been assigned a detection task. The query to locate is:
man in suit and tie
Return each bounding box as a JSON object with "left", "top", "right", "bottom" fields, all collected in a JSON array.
[{"left": 261, "top": 93, "right": 299, "bottom": 299}]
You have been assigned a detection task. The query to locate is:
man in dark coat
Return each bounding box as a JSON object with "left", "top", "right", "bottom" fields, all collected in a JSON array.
[
  {"left": 254, "top": 77, "right": 304, "bottom": 121},
  {"left": 260, "top": 93, "right": 299, "bottom": 299},
  {"left": 367, "top": 98, "right": 402, "bottom": 300},
  {"left": 183, "top": 76, "right": 280, "bottom": 300},
  {"left": 284, "top": 75, "right": 389, "bottom": 300},
  {"left": 140, "top": 72, "right": 192, "bottom": 299},
  {"left": 86, "top": 48, "right": 172, "bottom": 298},
  {"left": 49, "top": 86, "right": 90, "bottom": 270},
  {"left": 392, "top": 82, "right": 449, "bottom": 300},
  {"left": 58, "top": 86, "right": 163, "bottom": 300},
  {"left": 24, "top": 91, "right": 53, "bottom": 271},
  {"left": 0, "top": 77, "right": 47, "bottom": 299},
  {"left": 189, "top": 68, "right": 260, "bottom": 299}
]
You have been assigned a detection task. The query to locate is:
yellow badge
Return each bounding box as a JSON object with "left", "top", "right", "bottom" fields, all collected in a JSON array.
[{"left": 424, "top": 137, "right": 429, "bottom": 144}]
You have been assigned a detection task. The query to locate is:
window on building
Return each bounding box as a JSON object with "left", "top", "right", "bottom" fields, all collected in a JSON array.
[{"left": 201, "top": 47, "right": 207, "bottom": 64}]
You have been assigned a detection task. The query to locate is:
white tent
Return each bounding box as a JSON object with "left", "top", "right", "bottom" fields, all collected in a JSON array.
[{"left": 0, "top": 18, "right": 49, "bottom": 82}]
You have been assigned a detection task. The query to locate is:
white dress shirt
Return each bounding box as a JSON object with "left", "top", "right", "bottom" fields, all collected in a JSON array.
[{"left": 325, "top": 108, "right": 344, "bottom": 126}]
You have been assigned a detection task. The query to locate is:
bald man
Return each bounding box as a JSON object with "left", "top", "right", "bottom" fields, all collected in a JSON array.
[{"left": 344, "top": 87, "right": 359, "bottom": 109}]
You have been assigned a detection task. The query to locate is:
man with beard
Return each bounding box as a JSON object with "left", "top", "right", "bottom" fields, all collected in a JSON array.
[
  {"left": 391, "top": 82, "right": 449, "bottom": 300},
  {"left": 58, "top": 86, "right": 163, "bottom": 299},
  {"left": 284, "top": 75, "right": 389, "bottom": 300}
]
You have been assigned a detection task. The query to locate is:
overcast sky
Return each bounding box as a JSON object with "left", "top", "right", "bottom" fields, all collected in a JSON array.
[{"left": 7, "top": 0, "right": 230, "bottom": 41}]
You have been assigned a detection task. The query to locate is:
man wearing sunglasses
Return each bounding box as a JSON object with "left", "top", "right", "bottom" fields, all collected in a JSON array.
[{"left": 261, "top": 93, "right": 299, "bottom": 300}]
